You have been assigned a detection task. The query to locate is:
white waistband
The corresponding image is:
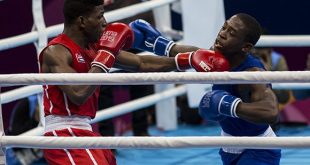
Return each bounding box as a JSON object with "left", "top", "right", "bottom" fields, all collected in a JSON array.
[
  {"left": 221, "top": 126, "right": 276, "bottom": 154},
  {"left": 45, "top": 115, "right": 92, "bottom": 133}
]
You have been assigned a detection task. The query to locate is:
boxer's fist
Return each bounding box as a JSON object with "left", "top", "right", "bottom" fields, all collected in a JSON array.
[
  {"left": 91, "top": 50, "right": 115, "bottom": 72},
  {"left": 198, "top": 90, "right": 241, "bottom": 121},
  {"left": 129, "top": 19, "right": 175, "bottom": 56},
  {"left": 99, "top": 22, "right": 134, "bottom": 55},
  {"left": 92, "top": 23, "right": 134, "bottom": 72},
  {"left": 175, "top": 49, "right": 230, "bottom": 72}
]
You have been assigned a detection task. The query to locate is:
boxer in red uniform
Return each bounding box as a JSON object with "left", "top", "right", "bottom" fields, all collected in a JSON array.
[
  {"left": 39, "top": 15, "right": 131, "bottom": 165},
  {"left": 39, "top": 1, "right": 230, "bottom": 164}
]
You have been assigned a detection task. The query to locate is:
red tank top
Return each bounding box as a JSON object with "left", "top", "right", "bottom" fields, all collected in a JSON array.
[{"left": 39, "top": 34, "right": 99, "bottom": 118}]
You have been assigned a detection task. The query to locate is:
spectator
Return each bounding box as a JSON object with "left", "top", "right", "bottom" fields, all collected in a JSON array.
[
  {"left": 252, "top": 47, "right": 295, "bottom": 109},
  {"left": 177, "top": 94, "right": 203, "bottom": 125},
  {"left": 6, "top": 95, "right": 46, "bottom": 165},
  {"left": 98, "top": 84, "right": 154, "bottom": 137},
  {"left": 130, "top": 85, "right": 154, "bottom": 136},
  {"left": 292, "top": 53, "right": 310, "bottom": 100}
]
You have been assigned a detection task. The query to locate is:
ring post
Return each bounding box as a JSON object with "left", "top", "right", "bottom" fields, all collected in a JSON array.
[
  {"left": 153, "top": 3, "right": 178, "bottom": 130},
  {"left": 0, "top": 87, "right": 6, "bottom": 165}
]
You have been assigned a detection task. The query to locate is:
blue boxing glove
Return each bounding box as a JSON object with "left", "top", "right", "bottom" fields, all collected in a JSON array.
[
  {"left": 129, "top": 19, "right": 175, "bottom": 56},
  {"left": 198, "top": 90, "right": 242, "bottom": 121}
]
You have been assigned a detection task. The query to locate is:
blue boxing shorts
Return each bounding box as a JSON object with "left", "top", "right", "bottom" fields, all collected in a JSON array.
[{"left": 219, "top": 148, "right": 281, "bottom": 165}]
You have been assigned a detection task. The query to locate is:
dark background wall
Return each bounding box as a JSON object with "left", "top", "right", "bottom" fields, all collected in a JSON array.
[
  {"left": 0, "top": 0, "right": 64, "bottom": 129},
  {"left": 0, "top": 0, "right": 310, "bottom": 129},
  {"left": 0, "top": 0, "right": 64, "bottom": 74},
  {"left": 224, "top": 0, "right": 310, "bottom": 71}
]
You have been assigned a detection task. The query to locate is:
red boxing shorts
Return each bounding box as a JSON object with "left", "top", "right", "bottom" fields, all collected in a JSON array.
[{"left": 43, "top": 127, "right": 116, "bottom": 165}]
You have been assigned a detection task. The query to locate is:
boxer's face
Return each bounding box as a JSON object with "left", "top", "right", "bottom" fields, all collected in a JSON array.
[
  {"left": 83, "top": 4, "right": 107, "bottom": 43},
  {"left": 214, "top": 15, "right": 247, "bottom": 56}
]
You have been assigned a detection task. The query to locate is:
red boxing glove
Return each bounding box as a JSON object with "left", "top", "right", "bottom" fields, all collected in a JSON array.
[
  {"left": 91, "top": 23, "right": 134, "bottom": 72},
  {"left": 99, "top": 22, "right": 134, "bottom": 55},
  {"left": 91, "top": 50, "right": 115, "bottom": 73},
  {"left": 175, "top": 49, "right": 230, "bottom": 72}
]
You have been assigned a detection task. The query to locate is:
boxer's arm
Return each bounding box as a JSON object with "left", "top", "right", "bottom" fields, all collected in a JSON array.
[
  {"left": 115, "top": 50, "right": 177, "bottom": 72},
  {"left": 236, "top": 68, "right": 279, "bottom": 124},
  {"left": 129, "top": 19, "right": 200, "bottom": 57},
  {"left": 41, "top": 45, "right": 102, "bottom": 105},
  {"left": 175, "top": 49, "right": 230, "bottom": 72},
  {"left": 168, "top": 44, "right": 200, "bottom": 57}
]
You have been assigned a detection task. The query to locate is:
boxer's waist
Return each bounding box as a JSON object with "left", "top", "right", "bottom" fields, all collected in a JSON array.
[
  {"left": 45, "top": 115, "right": 92, "bottom": 133},
  {"left": 221, "top": 126, "right": 276, "bottom": 154}
]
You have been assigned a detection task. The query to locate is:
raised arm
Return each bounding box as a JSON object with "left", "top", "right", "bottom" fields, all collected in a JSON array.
[
  {"left": 126, "top": 19, "right": 229, "bottom": 72},
  {"left": 169, "top": 44, "right": 200, "bottom": 57},
  {"left": 115, "top": 50, "right": 177, "bottom": 72},
  {"left": 129, "top": 19, "right": 199, "bottom": 57}
]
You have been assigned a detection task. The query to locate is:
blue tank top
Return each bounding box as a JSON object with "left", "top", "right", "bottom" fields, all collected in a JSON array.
[
  {"left": 213, "top": 54, "right": 270, "bottom": 136},
  {"left": 271, "top": 51, "right": 281, "bottom": 71},
  {"left": 27, "top": 95, "right": 38, "bottom": 118}
]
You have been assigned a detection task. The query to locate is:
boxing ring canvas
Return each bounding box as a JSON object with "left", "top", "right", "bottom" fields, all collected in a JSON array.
[{"left": 116, "top": 124, "right": 310, "bottom": 165}]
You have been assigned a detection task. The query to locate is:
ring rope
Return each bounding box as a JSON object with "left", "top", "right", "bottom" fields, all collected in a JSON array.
[
  {"left": 2, "top": 82, "right": 310, "bottom": 105},
  {"left": 2, "top": 136, "right": 310, "bottom": 149},
  {"left": 91, "top": 85, "right": 186, "bottom": 123},
  {"left": 19, "top": 126, "right": 44, "bottom": 137},
  {"left": 271, "top": 83, "right": 310, "bottom": 90},
  {"left": 18, "top": 85, "right": 187, "bottom": 136},
  {"left": 257, "top": 35, "right": 310, "bottom": 47},
  {"left": 0, "top": 85, "right": 42, "bottom": 104},
  {"left": 105, "top": 0, "right": 178, "bottom": 23},
  {"left": 1, "top": 1, "right": 310, "bottom": 51},
  {"left": 1, "top": 72, "right": 310, "bottom": 86},
  {"left": 0, "top": 0, "right": 179, "bottom": 51}
]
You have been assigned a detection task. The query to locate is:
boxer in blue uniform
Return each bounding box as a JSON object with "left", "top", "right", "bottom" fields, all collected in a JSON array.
[
  {"left": 209, "top": 55, "right": 281, "bottom": 165},
  {"left": 198, "top": 14, "right": 281, "bottom": 165},
  {"left": 128, "top": 13, "right": 281, "bottom": 165}
]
